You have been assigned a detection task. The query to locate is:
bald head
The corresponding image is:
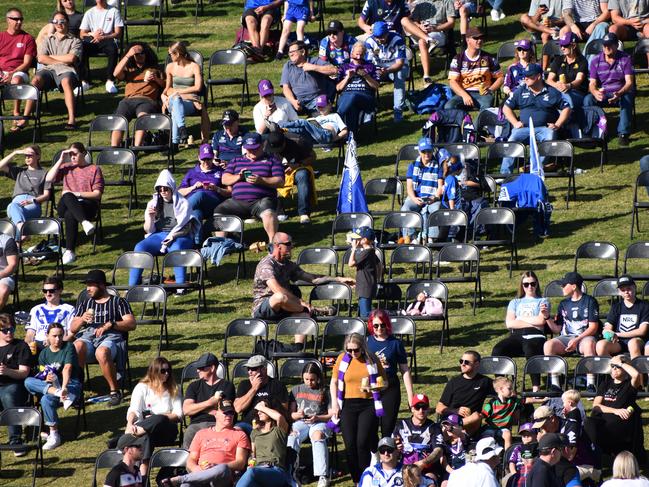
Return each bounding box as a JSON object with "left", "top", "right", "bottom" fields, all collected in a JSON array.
[
  {"left": 272, "top": 232, "right": 291, "bottom": 245},
  {"left": 271, "top": 232, "right": 293, "bottom": 260}
]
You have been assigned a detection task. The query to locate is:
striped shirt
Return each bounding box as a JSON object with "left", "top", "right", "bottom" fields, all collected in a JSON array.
[
  {"left": 28, "top": 303, "right": 75, "bottom": 343},
  {"left": 365, "top": 32, "right": 407, "bottom": 69},
  {"left": 448, "top": 50, "right": 502, "bottom": 92},
  {"left": 562, "top": 0, "right": 605, "bottom": 23},
  {"left": 225, "top": 154, "right": 284, "bottom": 202},
  {"left": 57, "top": 163, "right": 105, "bottom": 194},
  {"left": 405, "top": 148, "right": 449, "bottom": 198},
  {"left": 75, "top": 295, "right": 133, "bottom": 341}
]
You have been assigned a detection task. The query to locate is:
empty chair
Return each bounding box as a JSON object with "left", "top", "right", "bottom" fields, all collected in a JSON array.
[
  {"left": 111, "top": 251, "right": 155, "bottom": 291},
  {"left": 95, "top": 149, "right": 138, "bottom": 217},
  {"left": 0, "top": 84, "right": 42, "bottom": 143},
  {"left": 319, "top": 317, "right": 365, "bottom": 359},
  {"left": 478, "top": 356, "right": 517, "bottom": 384},
  {"left": 206, "top": 49, "right": 250, "bottom": 111},
  {"left": 592, "top": 278, "right": 620, "bottom": 301},
  {"left": 404, "top": 281, "right": 449, "bottom": 352},
  {"left": 435, "top": 243, "right": 482, "bottom": 312},
  {"left": 211, "top": 215, "right": 247, "bottom": 283},
  {"left": 365, "top": 177, "right": 403, "bottom": 215},
  {"left": 123, "top": 0, "right": 164, "bottom": 49},
  {"left": 129, "top": 114, "right": 174, "bottom": 171},
  {"left": 388, "top": 315, "right": 418, "bottom": 379},
  {"left": 427, "top": 209, "right": 469, "bottom": 247},
  {"left": 161, "top": 250, "right": 207, "bottom": 320},
  {"left": 19, "top": 217, "right": 64, "bottom": 278},
  {"left": 380, "top": 211, "right": 423, "bottom": 248},
  {"left": 125, "top": 285, "right": 168, "bottom": 353},
  {"left": 222, "top": 318, "right": 268, "bottom": 374},
  {"left": 331, "top": 212, "right": 373, "bottom": 251},
  {"left": 394, "top": 144, "right": 419, "bottom": 180},
  {"left": 386, "top": 245, "right": 431, "bottom": 284},
  {"left": 485, "top": 142, "right": 526, "bottom": 177},
  {"left": 309, "top": 282, "right": 353, "bottom": 319},
  {"left": 624, "top": 241, "right": 649, "bottom": 280},
  {"left": 630, "top": 172, "right": 649, "bottom": 239},
  {"left": 472, "top": 207, "right": 518, "bottom": 277},
  {"left": 269, "top": 317, "right": 319, "bottom": 361},
  {"left": 295, "top": 247, "right": 338, "bottom": 285},
  {"left": 573, "top": 241, "right": 618, "bottom": 281},
  {"left": 538, "top": 140, "right": 575, "bottom": 209},
  {"left": 0, "top": 408, "right": 43, "bottom": 487},
  {"left": 87, "top": 115, "right": 129, "bottom": 153},
  {"left": 573, "top": 356, "right": 611, "bottom": 398},
  {"left": 631, "top": 356, "right": 649, "bottom": 398}
]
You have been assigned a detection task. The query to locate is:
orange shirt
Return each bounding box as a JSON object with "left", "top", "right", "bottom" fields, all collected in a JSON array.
[
  {"left": 189, "top": 427, "right": 250, "bottom": 466},
  {"left": 332, "top": 353, "right": 387, "bottom": 400}
]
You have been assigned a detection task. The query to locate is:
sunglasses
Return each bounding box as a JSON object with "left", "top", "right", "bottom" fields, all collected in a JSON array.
[
  {"left": 459, "top": 359, "right": 474, "bottom": 365},
  {"left": 160, "top": 368, "right": 171, "bottom": 374},
  {"left": 159, "top": 187, "right": 172, "bottom": 192},
  {"left": 8, "top": 16, "right": 24, "bottom": 21},
  {"left": 0, "top": 328, "right": 15, "bottom": 334},
  {"left": 372, "top": 323, "right": 386, "bottom": 329},
  {"left": 516, "top": 47, "right": 528, "bottom": 51},
  {"left": 134, "top": 52, "right": 145, "bottom": 56},
  {"left": 221, "top": 410, "right": 235, "bottom": 415},
  {"left": 346, "top": 348, "right": 361, "bottom": 354},
  {"left": 610, "top": 364, "right": 622, "bottom": 370},
  {"left": 277, "top": 241, "right": 293, "bottom": 247},
  {"left": 379, "top": 448, "right": 395, "bottom": 455},
  {"left": 522, "top": 282, "right": 537, "bottom": 288},
  {"left": 413, "top": 404, "right": 428, "bottom": 410},
  {"left": 247, "top": 366, "right": 263, "bottom": 372},
  {"left": 51, "top": 19, "right": 67, "bottom": 24},
  {"left": 42, "top": 288, "right": 59, "bottom": 294}
]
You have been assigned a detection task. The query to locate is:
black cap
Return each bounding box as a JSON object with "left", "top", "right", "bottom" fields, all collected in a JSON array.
[
  {"left": 538, "top": 432, "right": 565, "bottom": 451},
  {"left": 218, "top": 399, "right": 235, "bottom": 413},
  {"left": 222, "top": 109, "right": 239, "bottom": 124},
  {"left": 559, "top": 272, "right": 583, "bottom": 288},
  {"left": 326, "top": 20, "right": 344, "bottom": 33},
  {"left": 194, "top": 352, "right": 219, "bottom": 369},
  {"left": 602, "top": 32, "right": 619, "bottom": 46},
  {"left": 117, "top": 434, "right": 146, "bottom": 450},
  {"left": 266, "top": 132, "right": 286, "bottom": 153},
  {"left": 617, "top": 274, "right": 636, "bottom": 288},
  {"left": 81, "top": 269, "right": 107, "bottom": 285}
]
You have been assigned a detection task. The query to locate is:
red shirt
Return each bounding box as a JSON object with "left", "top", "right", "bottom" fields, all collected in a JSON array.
[
  {"left": 0, "top": 30, "right": 36, "bottom": 72},
  {"left": 190, "top": 427, "right": 250, "bottom": 466},
  {"left": 57, "top": 163, "right": 105, "bottom": 194}
]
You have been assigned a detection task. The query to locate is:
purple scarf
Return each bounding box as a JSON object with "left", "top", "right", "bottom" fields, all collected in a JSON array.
[{"left": 335, "top": 352, "right": 384, "bottom": 417}]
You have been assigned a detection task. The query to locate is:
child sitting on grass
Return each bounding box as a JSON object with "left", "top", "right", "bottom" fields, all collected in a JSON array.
[{"left": 480, "top": 376, "right": 521, "bottom": 449}]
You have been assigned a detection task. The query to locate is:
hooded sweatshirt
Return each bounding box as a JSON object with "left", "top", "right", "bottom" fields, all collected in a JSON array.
[{"left": 145, "top": 170, "right": 197, "bottom": 240}]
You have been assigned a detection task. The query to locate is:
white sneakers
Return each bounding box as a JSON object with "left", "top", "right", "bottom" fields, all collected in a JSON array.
[
  {"left": 317, "top": 477, "right": 329, "bottom": 487},
  {"left": 73, "top": 80, "right": 91, "bottom": 96},
  {"left": 81, "top": 220, "right": 95, "bottom": 236},
  {"left": 300, "top": 215, "right": 311, "bottom": 224},
  {"left": 43, "top": 432, "right": 61, "bottom": 450},
  {"left": 62, "top": 249, "right": 75, "bottom": 265},
  {"left": 105, "top": 80, "right": 118, "bottom": 94},
  {"left": 491, "top": 9, "right": 506, "bottom": 21},
  {"left": 277, "top": 214, "right": 289, "bottom": 222}
]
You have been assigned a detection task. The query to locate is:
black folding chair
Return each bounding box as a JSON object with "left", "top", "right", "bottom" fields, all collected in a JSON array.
[
  {"left": 364, "top": 177, "right": 403, "bottom": 215},
  {"left": 0, "top": 407, "right": 43, "bottom": 487},
  {"left": 87, "top": 115, "right": 129, "bottom": 153},
  {"left": 125, "top": 285, "right": 168, "bottom": 354},
  {"left": 206, "top": 49, "right": 250, "bottom": 111},
  {"left": 520, "top": 355, "right": 568, "bottom": 399},
  {"left": 19, "top": 218, "right": 64, "bottom": 278},
  {"left": 435, "top": 243, "right": 481, "bottom": 313},
  {"left": 573, "top": 356, "right": 611, "bottom": 398},
  {"left": 295, "top": 247, "right": 338, "bottom": 286},
  {"left": 573, "top": 241, "right": 618, "bottom": 282},
  {"left": 394, "top": 144, "right": 419, "bottom": 181},
  {"left": 472, "top": 207, "right": 518, "bottom": 277},
  {"left": 538, "top": 140, "right": 575, "bottom": 209},
  {"left": 386, "top": 245, "right": 431, "bottom": 284},
  {"left": 427, "top": 209, "right": 469, "bottom": 247},
  {"left": 404, "top": 281, "right": 449, "bottom": 352},
  {"left": 212, "top": 215, "right": 247, "bottom": 283},
  {"left": 0, "top": 84, "right": 41, "bottom": 143},
  {"left": 96, "top": 148, "right": 138, "bottom": 217},
  {"left": 379, "top": 211, "right": 423, "bottom": 249},
  {"left": 279, "top": 358, "right": 324, "bottom": 381},
  {"left": 624, "top": 241, "right": 649, "bottom": 280},
  {"left": 111, "top": 251, "right": 155, "bottom": 291},
  {"left": 147, "top": 448, "right": 189, "bottom": 486},
  {"left": 331, "top": 212, "right": 373, "bottom": 251},
  {"left": 123, "top": 0, "right": 164, "bottom": 49},
  {"left": 485, "top": 142, "right": 526, "bottom": 178},
  {"left": 269, "top": 317, "right": 319, "bottom": 363},
  {"left": 479, "top": 356, "right": 517, "bottom": 385},
  {"left": 222, "top": 318, "right": 268, "bottom": 377},
  {"left": 390, "top": 316, "right": 418, "bottom": 380},
  {"left": 630, "top": 171, "right": 649, "bottom": 239},
  {"left": 309, "top": 282, "right": 353, "bottom": 320},
  {"left": 161, "top": 250, "right": 207, "bottom": 320},
  {"left": 319, "top": 317, "right": 365, "bottom": 361},
  {"left": 129, "top": 113, "right": 174, "bottom": 171},
  {"left": 92, "top": 449, "right": 123, "bottom": 487}
]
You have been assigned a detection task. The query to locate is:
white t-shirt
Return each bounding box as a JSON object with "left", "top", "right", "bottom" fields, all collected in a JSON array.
[
  {"left": 253, "top": 96, "right": 298, "bottom": 133},
  {"left": 80, "top": 6, "right": 123, "bottom": 35},
  {"left": 126, "top": 382, "right": 183, "bottom": 420},
  {"left": 314, "top": 112, "right": 347, "bottom": 134},
  {"left": 27, "top": 302, "right": 75, "bottom": 343},
  {"left": 601, "top": 478, "right": 649, "bottom": 487},
  {"left": 447, "top": 461, "right": 499, "bottom": 487}
]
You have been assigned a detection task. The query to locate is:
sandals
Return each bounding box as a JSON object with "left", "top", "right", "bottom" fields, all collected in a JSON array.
[
  {"left": 64, "top": 123, "right": 78, "bottom": 131},
  {"left": 248, "top": 241, "right": 267, "bottom": 253},
  {"left": 10, "top": 121, "right": 27, "bottom": 133}
]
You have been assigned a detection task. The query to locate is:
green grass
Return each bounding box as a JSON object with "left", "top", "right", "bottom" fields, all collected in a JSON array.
[{"left": 1, "top": 0, "right": 649, "bottom": 484}]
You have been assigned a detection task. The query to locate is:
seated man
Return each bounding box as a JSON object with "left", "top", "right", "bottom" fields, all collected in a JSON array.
[
  {"left": 520, "top": 0, "right": 564, "bottom": 49},
  {"left": 500, "top": 63, "right": 571, "bottom": 174},
  {"left": 435, "top": 350, "right": 494, "bottom": 436},
  {"left": 70, "top": 269, "right": 136, "bottom": 407},
  {"left": 319, "top": 20, "right": 356, "bottom": 66},
  {"left": 278, "top": 94, "right": 348, "bottom": 145},
  {"left": 365, "top": 21, "right": 409, "bottom": 121},
  {"left": 444, "top": 27, "right": 503, "bottom": 111},
  {"left": 609, "top": 0, "right": 649, "bottom": 65},
  {"left": 22, "top": 11, "right": 81, "bottom": 131},
  {"left": 584, "top": 32, "right": 634, "bottom": 146},
  {"left": 79, "top": 0, "right": 123, "bottom": 93},
  {"left": 165, "top": 399, "right": 250, "bottom": 486},
  {"left": 243, "top": 0, "right": 282, "bottom": 53},
  {"left": 358, "top": 0, "right": 408, "bottom": 36},
  {"left": 560, "top": 0, "right": 610, "bottom": 44},
  {"left": 447, "top": 437, "right": 502, "bottom": 487},
  {"left": 253, "top": 79, "right": 298, "bottom": 134},
  {"left": 111, "top": 42, "right": 164, "bottom": 147},
  {"left": 213, "top": 132, "right": 284, "bottom": 243},
  {"left": 0, "top": 8, "right": 36, "bottom": 129},
  {"left": 210, "top": 109, "right": 249, "bottom": 163},
  {"left": 104, "top": 434, "right": 145, "bottom": 487},
  {"left": 596, "top": 274, "right": 649, "bottom": 358},
  {"left": 182, "top": 352, "right": 236, "bottom": 449},
  {"left": 401, "top": 0, "right": 456, "bottom": 85},
  {"left": 26, "top": 276, "right": 75, "bottom": 350},
  {"left": 281, "top": 40, "right": 337, "bottom": 115},
  {"left": 0, "top": 231, "right": 18, "bottom": 311}
]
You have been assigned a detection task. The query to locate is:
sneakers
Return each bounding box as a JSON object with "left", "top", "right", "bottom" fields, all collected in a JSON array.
[
  {"left": 300, "top": 215, "right": 311, "bottom": 224},
  {"left": 317, "top": 477, "right": 330, "bottom": 487},
  {"left": 108, "top": 390, "right": 122, "bottom": 407},
  {"left": 277, "top": 214, "right": 289, "bottom": 222},
  {"left": 13, "top": 444, "right": 27, "bottom": 457},
  {"left": 312, "top": 305, "right": 337, "bottom": 317},
  {"left": 586, "top": 384, "right": 597, "bottom": 395},
  {"left": 490, "top": 8, "right": 500, "bottom": 21},
  {"left": 499, "top": 9, "right": 506, "bottom": 19},
  {"left": 74, "top": 80, "right": 91, "bottom": 96},
  {"left": 178, "top": 126, "right": 188, "bottom": 144},
  {"left": 394, "top": 109, "right": 403, "bottom": 122},
  {"left": 619, "top": 134, "right": 630, "bottom": 147},
  {"left": 62, "top": 249, "right": 76, "bottom": 265},
  {"left": 423, "top": 76, "right": 433, "bottom": 86},
  {"left": 81, "top": 220, "right": 95, "bottom": 236},
  {"left": 105, "top": 80, "right": 118, "bottom": 94},
  {"left": 42, "top": 432, "right": 61, "bottom": 451}
]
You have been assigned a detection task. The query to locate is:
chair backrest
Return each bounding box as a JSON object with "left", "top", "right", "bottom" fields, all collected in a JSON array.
[
  {"left": 523, "top": 355, "right": 567, "bottom": 376},
  {"left": 322, "top": 317, "right": 366, "bottom": 338},
  {"left": 538, "top": 140, "right": 573, "bottom": 159},
  {"left": 574, "top": 241, "right": 618, "bottom": 278},
  {"left": 365, "top": 177, "right": 403, "bottom": 213},
  {"left": 479, "top": 356, "right": 517, "bottom": 379},
  {"left": 390, "top": 244, "right": 431, "bottom": 266},
  {"left": 381, "top": 212, "right": 423, "bottom": 244},
  {"left": 437, "top": 143, "right": 480, "bottom": 166},
  {"left": 208, "top": 49, "right": 247, "bottom": 80},
  {"left": 95, "top": 148, "right": 136, "bottom": 168},
  {"left": 625, "top": 241, "right": 649, "bottom": 278},
  {"left": 88, "top": 115, "right": 129, "bottom": 142},
  {"left": 149, "top": 447, "right": 189, "bottom": 469},
  {"left": 592, "top": 278, "right": 620, "bottom": 299},
  {"left": 389, "top": 316, "right": 416, "bottom": 336},
  {"left": 474, "top": 207, "right": 515, "bottom": 227},
  {"left": 496, "top": 40, "right": 517, "bottom": 63},
  {"left": 225, "top": 318, "right": 268, "bottom": 341},
  {"left": 331, "top": 213, "right": 373, "bottom": 245},
  {"left": 631, "top": 356, "right": 649, "bottom": 375},
  {"left": 395, "top": 144, "right": 419, "bottom": 177},
  {"left": 133, "top": 113, "right": 171, "bottom": 132},
  {"left": 275, "top": 317, "right": 318, "bottom": 340},
  {"left": 427, "top": 209, "right": 469, "bottom": 229},
  {"left": 405, "top": 280, "right": 448, "bottom": 303},
  {"left": 21, "top": 217, "right": 62, "bottom": 238},
  {"left": 112, "top": 251, "right": 155, "bottom": 285},
  {"left": 0, "top": 219, "right": 16, "bottom": 238},
  {"left": 296, "top": 247, "right": 338, "bottom": 274},
  {"left": 586, "top": 38, "right": 604, "bottom": 57},
  {"left": 635, "top": 172, "right": 649, "bottom": 202},
  {"left": 542, "top": 40, "right": 562, "bottom": 59},
  {"left": 162, "top": 250, "right": 204, "bottom": 272},
  {"left": 279, "top": 358, "right": 324, "bottom": 381},
  {"left": 0, "top": 407, "right": 41, "bottom": 428},
  {"left": 486, "top": 141, "right": 526, "bottom": 160},
  {"left": 1, "top": 84, "right": 39, "bottom": 102},
  {"left": 437, "top": 243, "right": 480, "bottom": 264},
  {"left": 574, "top": 356, "right": 611, "bottom": 376},
  {"left": 166, "top": 50, "right": 204, "bottom": 68},
  {"left": 543, "top": 279, "right": 564, "bottom": 298},
  {"left": 93, "top": 449, "right": 124, "bottom": 487},
  {"left": 125, "top": 285, "right": 167, "bottom": 305},
  {"left": 309, "top": 282, "right": 353, "bottom": 301},
  {"left": 212, "top": 215, "right": 244, "bottom": 242}
]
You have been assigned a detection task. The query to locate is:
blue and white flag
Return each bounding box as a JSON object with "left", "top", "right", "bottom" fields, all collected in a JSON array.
[
  {"left": 337, "top": 133, "right": 368, "bottom": 214},
  {"left": 528, "top": 117, "right": 544, "bottom": 181}
]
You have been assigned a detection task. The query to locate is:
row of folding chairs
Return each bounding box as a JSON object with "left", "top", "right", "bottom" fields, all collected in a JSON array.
[{"left": 561, "top": 240, "right": 649, "bottom": 283}]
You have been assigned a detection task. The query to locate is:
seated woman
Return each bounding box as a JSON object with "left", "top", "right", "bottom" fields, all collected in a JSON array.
[
  {"left": 335, "top": 41, "right": 380, "bottom": 135},
  {"left": 24, "top": 322, "right": 82, "bottom": 451},
  {"left": 545, "top": 32, "right": 589, "bottom": 108},
  {"left": 491, "top": 271, "right": 550, "bottom": 391},
  {"left": 129, "top": 170, "right": 199, "bottom": 287},
  {"left": 237, "top": 400, "right": 293, "bottom": 487},
  {"left": 45, "top": 142, "right": 104, "bottom": 265},
  {"left": 26, "top": 276, "right": 75, "bottom": 351},
  {"left": 163, "top": 41, "right": 210, "bottom": 149},
  {"left": 177, "top": 144, "right": 231, "bottom": 223},
  {"left": 0, "top": 146, "right": 51, "bottom": 238},
  {"left": 502, "top": 39, "right": 537, "bottom": 96},
  {"left": 126, "top": 356, "right": 182, "bottom": 478}
]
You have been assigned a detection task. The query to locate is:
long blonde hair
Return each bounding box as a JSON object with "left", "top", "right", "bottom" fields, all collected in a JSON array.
[
  {"left": 402, "top": 465, "right": 423, "bottom": 487},
  {"left": 140, "top": 356, "right": 178, "bottom": 397}
]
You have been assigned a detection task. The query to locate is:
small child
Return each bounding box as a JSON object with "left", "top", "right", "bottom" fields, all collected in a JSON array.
[
  {"left": 440, "top": 414, "right": 467, "bottom": 486},
  {"left": 347, "top": 226, "right": 382, "bottom": 318},
  {"left": 561, "top": 389, "right": 582, "bottom": 430},
  {"left": 480, "top": 376, "right": 521, "bottom": 449},
  {"left": 276, "top": 0, "right": 315, "bottom": 59},
  {"left": 440, "top": 158, "right": 463, "bottom": 210},
  {"left": 508, "top": 422, "right": 538, "bottom": 475}
]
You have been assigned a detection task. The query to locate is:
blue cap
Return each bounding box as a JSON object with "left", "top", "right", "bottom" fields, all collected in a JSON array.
[
  {"left": 418, "top": 137, "right": 433, "bottom": 152},
  {"left": 449, "top": 161, "right": 463, "bottom": 173},
  {"left": 523, "top": 63, "right": 543, "bottom": 77},
  {"left": 559, "top": 32, "right": 577, "bottom": 47},
  {"left": 357, "top": 226, "right": 375, "bottom": 240},
  {"left": 372, "top": 21, "right": 388, "bottom": 37},
  {"left": 242, "top": 133, "right": 262, "bottom": 150},
  {"left": 602, "top": 32, "right": 618, "bottom": 46}
]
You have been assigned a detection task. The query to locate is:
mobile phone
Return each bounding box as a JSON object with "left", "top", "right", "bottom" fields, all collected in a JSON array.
[{"left": 242, "top": 170, "right": 252, "bottom": 180}]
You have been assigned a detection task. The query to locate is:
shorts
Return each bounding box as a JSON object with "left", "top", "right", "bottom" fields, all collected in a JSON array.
[
  {"left": 616, "top": 337, "right": 643, "bottom": 353},
  {"left": 36, "top": 69, "right": 78, "bottom": 91},
  {"left": 242, "top": 7, "right": 281, "bottom": 25},
  {"left": 555, "top": 334, "right": 596, "bottom": 353},
  {"left": 78, "top": 335, "right": 120, "bottom": 361},
  {"left": 621, "top": 24, "right": 641, "bottom": 39},
  {"left": 2, "top": 71, "right": 29, "bottom": 83},
  {"left": 253, "top": 297, "right": 293, "bottom": 320},
  {"left": 285, "top": 5, "right": 310, "bottom": 22},
  {"left": 214, "top": 196, "right": 277, "bottom": 220},
  {"left": 0, "top": 276, "right": 15, "bottom": 292},
  {"left": 115, "top": 97, "right": 160, "bottom": 120}
]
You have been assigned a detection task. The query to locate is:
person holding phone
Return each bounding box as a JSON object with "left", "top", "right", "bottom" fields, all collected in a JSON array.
[{"left": 253, "top": 79, "right": 299, "bottom": 134}]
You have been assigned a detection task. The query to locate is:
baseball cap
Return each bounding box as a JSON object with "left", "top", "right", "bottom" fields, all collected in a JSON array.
[
  {"left": 242, "top": 133, "right": 263, "bottom": 150},
  {"left": 81, "top": 269, "right": 107, "bottom": 285},
  {"left": 194, "top": 352, "right": 219, "bottom": 369},
  {"left": 377, "top": 437, "right": 397, "bottom": 450},
  {"left": 465, "top": 27, "right": 484, "bottom": 39},
  {"left": 117, "top": 434, "right": 146, "bottom": 450},
  {"left": 198, "top": 143, "right": 214, "bottom": 160},
  {"left": 327, "top": 20, "right": 344, "bottom": 34},
  {"left": 519, "top": 422, "right": 536, "bottom": 434},
  {"left": 602, "top": 32, "right": 619, "bottom": 46},
  {"left": 538, "top": 432, "right": 565, "bottom": 451},
  {"left": 441, "top": 413, "right": 463, "bottom": 427},
  {"left": 618, "top": 274, "right": 636, "bottom": 288},
  {"left": 532, "top": 405, "right": 554, "bottom": 429},
  {"left": 418, "top": 137, "right": 434, "bottom": 152},
  {"left": 244, "top": 355, "right": 267, "bottom": 368},
  {"left": 373, "top": 21, "right": 388, "bottom": 37},
  {"left": 316, "top": 94, "right": 329, "bottom": 107},
  {"left": 559, "top": 32, "right": 578, "bottom": 47},
  {"left": 523, "top": 63, "right": 543, "bottom": 77},
  {"left": 514, "top": 39, "right": 532, "bottom": 51},
  {"left": 475, "top": 437, "right": 503, "bottom": 461},
  {"left": 559, "top": 271, "right": 583, "bottom": 288},
  {"left": 258, "top": 79, "right": 274, "bottom": 97},
  {"left": 411, "top": 393, "right": 430, "bottom": 408},
  {"left": 357, "top": 226, "right": 375, "bottom": 240},
  {"left": 217, "top": 399, "right": 235, "bottom": 413},
  {"left": 222, "top": 109, "right": 239, "bottom": 124},
  {"left": 266, "top": 132, "right": 286, "bottom": 153}
]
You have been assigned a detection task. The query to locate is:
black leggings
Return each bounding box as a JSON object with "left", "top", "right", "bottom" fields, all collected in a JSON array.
[
  {"left": 81, "top": 39, "right": 118, "bottom": 82},
  {"left": 340, "top": 398, "right": 379, "bottom": 483},
  {"left": 491, "top": 328, "right": 545, "bottom": 386},
  {"left": 379, "top": 375, "right": 401, "bottom": 438},
  {"left": 135, "top": 414, "right": 179, "bottom": 460},
  {"left": 57, "top": 192, "right": 99, "bottom": 251}
]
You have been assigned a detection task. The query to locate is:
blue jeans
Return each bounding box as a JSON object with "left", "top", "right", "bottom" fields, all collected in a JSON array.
[
  {"left": 500, "top": 126, "right": 558, "bottom": 174},
  {"left": 400, "top": 197, "right": 441, "bottom": 239},
  {"left": 381, "top": 65, "right": 409, "bottom": 112},
  {"left": 445, "top": 92, "right": 494, "bottom": 110},
  {"left": 583, "top": 92, "right": 634, "bottom": 136},
  {"left": 237, "top": 465, "right": 292, "bottom": 487},
  {"left": 129, "top": 231, "right": 194, "bottom": 285},
  {"left": 24, "top": 377, "right": 82, "bottom": 426},
  {"left": 294, "top": 168, "right": 312, "bottom": 216},
  {"left": 584, "top": 22, "right": 609, "bottom": 64},
  {"left": 186, "top": 191, "right": 223, "bottom": 222},
  {"left": 486, "top": 0, "right": 503, "bottom": 9},
  {"left": 0, "top": 382, "right": 29, "bottom": 444},
  {"left": 640, "top": 156, "right": 649, "bottom": 196},
  {"left": 566, "top": 89, "right": 586, "bottom": 109},
  {"left": 169, "top": 95, "right": 198, "bottom": 143},
  {"left": 337, "top": 91, "right": 376, "bottom": 134},
  {"left": 287, "top": 421, "right": 329, "bottom": 477},
  {"left": 7, "top": 194, "right": 42, "bottom": 229},
  {"left": 358, "top": 297, "right": 372, "bottom": 318},
  {"left": 279, "top": 119, "right": 333, "bottom": 144}
]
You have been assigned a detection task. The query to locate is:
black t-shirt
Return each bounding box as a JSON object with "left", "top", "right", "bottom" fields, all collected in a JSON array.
[
  {"left": 438, "top": 373, "right": 494, "bottom": 414},
  {"left": 279, "top": 137, "right": 314, "bottom": 165},
  {"left": 596, "top": 376, "right": 638, "bottom": 409},
  {"left": 459, "top": 161, "right": 485, "bottom": 201},
  {"left": 0, "top": 339, "right": 31, "bottom": 386},
  {"left": 354, "top": 248, "right": 380, "bottom": 298},
  {"left": 104, "top": 462, "right": 143, "bottom": 487},
  {"left": 185, "top": 378, "right": 236, "bottom": 424},
  {"left": 236, "top": 377, "right": 289, "bottom": 424},
  {"left": 527, "top": 458, "right": 562, "bottom": 487},
  {"left": 549, "top": 54, "right": 589, "bottom": 93},
  {"left": 606, "top": 299, "right": 649, "bottom": 335}
]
